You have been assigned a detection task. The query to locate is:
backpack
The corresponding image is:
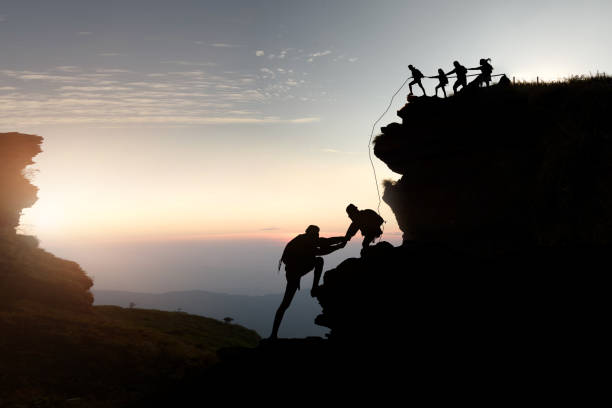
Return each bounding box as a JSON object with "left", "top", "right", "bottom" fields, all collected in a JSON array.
[
  {"left": 280, "top": 234, "right": 315, "bottom": 268},
  {"left": 359, "top": 209, "right": 385, "bottom": 234}
]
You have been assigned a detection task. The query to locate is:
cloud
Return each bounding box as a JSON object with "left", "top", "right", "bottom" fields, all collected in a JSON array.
[
  {"left": 260, "top": 227, "right": 280, "bottom": 231},
  {"left": 98, "top": 52, "right": 123, "bottom": 56},
  {"left": 77, "top": 31, "right": 92, "bottom": 35},
  {"left": 210, "top": 43, "right": 240, "bottom": 48},
  {"left": 96, "top": 68, "right": 131, "bottom": 73},
  {"left": 0, "top": 64, "right": 322, "bottom": 127},
  {"left": 0, "top": 114, "right": 321, "bottom": 126},
  {"left": 161, "top": 60, "right": 215, "bottom": 67},
  {"left": 322, "top": 148, "right": 340, "bottom": 153},
  {"left": 59, "top": 85, "right": 133, "bottom": 91},
  {"left": 307, "top": 50, "right": 332, "bottom": 63},
  {"left": 348, "top": 58, "right": 358, "bottom": 63},
  {"left": 55, "top": 66, "right": 81, "bottom": 72},
  {"left": 255, "top": 50, "right": 264, "bottom": 57}
]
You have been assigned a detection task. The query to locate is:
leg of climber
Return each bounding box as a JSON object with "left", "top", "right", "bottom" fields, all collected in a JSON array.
[
  {"left": 310, "top": 257, "right": 324, "bottom": 297},
  {"left": 270, "top": 279, "right": 299, "bottom": 339}
]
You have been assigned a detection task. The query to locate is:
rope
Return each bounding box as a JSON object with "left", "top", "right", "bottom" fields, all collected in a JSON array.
[
  {"left": 368, "top": 76, "right": 412, "bottom": 217},
  {"left": 366, "top": 71, "right": 508, "bottom": 243}
]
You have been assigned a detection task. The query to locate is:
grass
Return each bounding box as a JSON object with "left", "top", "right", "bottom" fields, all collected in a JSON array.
[{"left": 0, "top": 301, "right": 260, "bottom": 407}]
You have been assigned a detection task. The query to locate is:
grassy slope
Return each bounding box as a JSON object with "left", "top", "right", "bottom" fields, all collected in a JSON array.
[{"left": 0, "top": 302, "right": 260, "bottom": 407}]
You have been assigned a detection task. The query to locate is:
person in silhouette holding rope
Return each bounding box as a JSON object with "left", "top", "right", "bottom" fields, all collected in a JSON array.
[
  {"left": 408, "top": 64, "right": 427, "bottom": 96},
  {"left": 429, "top": 68, "right": 449, "bottom": 98},
  {"left": 270, "top": 225, "right": 346, "bottom": 339},
  {"left": 469, "top": 58, "right": 494, "bottom": 87},
  {"left": 344, "top": 204, "right": 384, "bottom": 254},
  {"left": 446, "top": 60, "right": 468, "bottom": 94}
]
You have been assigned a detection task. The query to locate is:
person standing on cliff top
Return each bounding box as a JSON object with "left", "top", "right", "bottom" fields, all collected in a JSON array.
[
  {"left": 408, "top": 64, "right": 427, "bottom": 96},
  {"left": 469, "top": 58, "right": 494, "bottom": 87},
  {"left": 446, "top": 60, "right": 468, "bottom": 94},
  {"left": 344, "top": 204, "right": 385, "bottom": 253},
  {"left": 270, "top": 225, "right": 346, "bottom": 339},
  {"left": 429, "top": 68, "right": 449, "bottom": 98}
]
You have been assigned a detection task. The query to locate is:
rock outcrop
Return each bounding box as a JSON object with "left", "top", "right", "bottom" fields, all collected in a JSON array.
[
  {"left": 307, "top": 79, "right": 610, "bottom": 390},
  {"left": 375, "top": 79, "right": 612, "bottom": 250},
  {"left": 0, "top": 132, "right": 93, "bottom": 309}
]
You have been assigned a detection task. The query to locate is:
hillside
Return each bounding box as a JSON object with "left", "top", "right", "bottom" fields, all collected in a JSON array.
[
  {"left": 0, "top": 132, "right": 260, "bottom": 407},
  {"left": 93, "top": 289, "right": 327, "bottom": 338},
  {"left": 0, "top": 302, "right": 259, "bottom": 407}
]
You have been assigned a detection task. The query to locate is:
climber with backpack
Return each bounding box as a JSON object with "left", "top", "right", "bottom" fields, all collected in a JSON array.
[
  {"left": 344, "top": 203, "right": 385, "bottom": 254},
  {"left": 408, "top": 64, "right": 427, "bottom": 96},
  {"left": 469, "top": 58, "right": 494, "bottom": 87},
  {"left": 270, "top": 225, "right": 346, "bottom": 339}
]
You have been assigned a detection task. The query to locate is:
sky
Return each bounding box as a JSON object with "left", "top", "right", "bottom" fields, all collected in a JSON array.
[{"left": 2, "top": 0, "right": 612, "bottom": 294}]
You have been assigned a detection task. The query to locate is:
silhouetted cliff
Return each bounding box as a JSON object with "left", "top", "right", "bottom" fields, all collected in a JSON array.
[
  {"left": 0, "top": 133, "right": 260, "bottom": 406},
  {"left": 0, "top": 132, "right": 42, "bottom": 231},
  {"left": 199, "top": 79, "right": 611, "bottom": 401},
  {"left": 375, "top": 77, "right": 612, "bottom": 251},
  {"left": 0, "top": 132, "right": 94, "bottom": 309}
]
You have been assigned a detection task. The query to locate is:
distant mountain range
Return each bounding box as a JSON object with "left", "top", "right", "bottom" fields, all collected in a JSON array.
[{"left": 93, "top": 289, "right": 328, "bottom": 338}]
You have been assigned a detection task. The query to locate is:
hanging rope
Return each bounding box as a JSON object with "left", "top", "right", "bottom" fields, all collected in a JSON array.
[
  {"left": 368, "top": 76, "right": 412, "bottom": 216},
  {"left": 366, "top": 71, "right": 509, "bottom": 243}
]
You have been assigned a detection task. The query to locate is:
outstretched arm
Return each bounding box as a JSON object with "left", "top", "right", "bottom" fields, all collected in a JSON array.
[
  {"left": 315, "top": 236, "right": 347, "bottom": 256},
  {"left": 344, "top": 222, "right": 359, "bottom": 241}
]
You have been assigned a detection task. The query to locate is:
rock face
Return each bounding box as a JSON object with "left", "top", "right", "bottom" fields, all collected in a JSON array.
[
  {"left": 374, "top": 80, "right": 612, "bottom": 251},
  {"left": 305, "top": 81, "right": 610, "bottom": 389},
  {"left": 0, "top": 132, "right": 42, "bottom": 232},
  {"left": 0, "top": 132, "right": 93, "bottom": 309}
]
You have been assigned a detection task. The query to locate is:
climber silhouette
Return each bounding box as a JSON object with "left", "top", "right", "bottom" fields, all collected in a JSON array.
[
  {"left": 446, "top": 61, "right": 468, "bottom": 94},
  {"left": 429, "top": 68, "right": 449, "bottom": 98},
  {"left": 408, "top": 64, "right": 427, "bottom": 96},
  {"left": 344, "top": 204, "right": 384, "bottom": 253},
  {"left": 270, "top": 225, "right": 346, "bottom": 339},
  {"left": 469, "top": 58, "right": 494, "bottom": 87}
]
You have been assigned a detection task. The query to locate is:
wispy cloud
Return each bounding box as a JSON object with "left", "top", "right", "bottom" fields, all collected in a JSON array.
[
  {"left": 260, "top": 227, "right": 280, "bottom": 231},
  {"left": 98, "top": 52, "right": 123, "bottom": 56},
  {"left": 96, "top": 68, "right": 131, "bottom": 73},
  {"left": 307, "top": 50, "right": 332, "bottom": 62},
  {"left": 77, "top": 31, "right": 92, "bottom": 35},
  {"left": 161, "top": 60, "right": 216, "bottom": 67},
  {"left": 0, "top": 66, "right": 320, "bottom": 127},
  {"left": 55, "top": 66, "right": 81, "bottom": 73},
  {"left": 255, "top": 50, "right": 264, "bottom": 57},
  {"left": 210, "top": 43, "right": 240, "bottom": 48}
]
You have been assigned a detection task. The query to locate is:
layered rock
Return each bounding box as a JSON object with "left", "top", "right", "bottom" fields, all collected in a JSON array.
[
  {"left": 0, "top": 132, "right": 93, "bottom": 309},
  {"left": 308, "top": 80, "right": 610, "bottom": 386},
  {"left": 374, "top": 79, "right": 612, "bottom": 251}
]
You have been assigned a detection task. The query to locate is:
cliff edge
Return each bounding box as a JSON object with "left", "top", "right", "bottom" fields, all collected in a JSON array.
[
  {"left": 375, "top": 77, "right": 612, "bottom": 250},
  {"left": 0, "top": 132, "right": 94, "bottom": 309}
]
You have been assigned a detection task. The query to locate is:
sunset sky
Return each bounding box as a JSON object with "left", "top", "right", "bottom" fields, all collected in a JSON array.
[{"left": 2, "top": 0, "right": 612, "bottom": 294}]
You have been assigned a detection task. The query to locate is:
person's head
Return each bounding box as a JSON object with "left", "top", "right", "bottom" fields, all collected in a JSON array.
[
  {"left": 453, "top": 60, "right": 460, "bottom": 67},
  {"left": 438, "top": 68, "right": 444, "bottom": 75},
  {"left": 346, "top": 204, "right": 358, "bottom": 219},
  {"left": 305, "top": 225, "right": 320, "bottom": 238},
  {"left": 408, "top": 64, "right": 414, "bottom": 70},
  {"left": 479, "top": 58, "right": 486, "bottom": 65}
]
